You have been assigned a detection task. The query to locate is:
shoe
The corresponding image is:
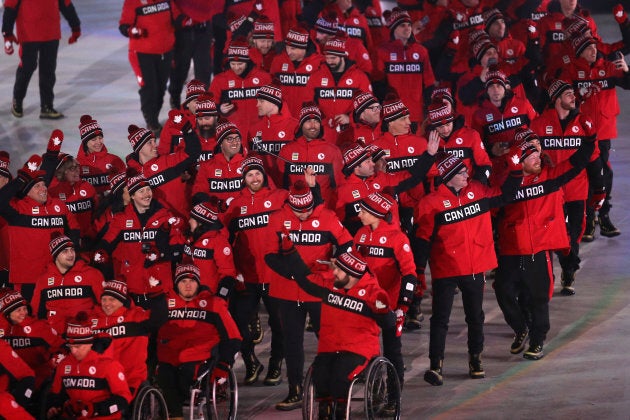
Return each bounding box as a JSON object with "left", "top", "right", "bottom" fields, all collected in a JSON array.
[
  {"left": 510, "top": 329, "right": 529, "bottom": 354},
  {"left": 275, "top": 384, "right": 302, "bottom": 411},
  {"left": 403, "top": 313, "right": 422, "bottom": 330},
  {"left": 249, "top": 314, "right": 264, "bottom": 344},
  {"left": 11, "top": 99, "right": 23, "bottom": 118},
  {"left": 379, "top": 401, "right": 398, "bottom": 417},
  {"left": 263, "top": 358, "right": 282, "bottom": 386},
  {"left": 599, "top": 214, "right": 621, "bottom": 238},
  {"left": 582, "top": 216, "right": 595, "bottom": 242},
  {"left": 560, "top": 270, "right": 576, "bottom": 296},
  {"left": 468, "top": 354, "right": 485, "bottom": 379},
  {"left": 523, "top": 343, "right": 544, "bottom": 360},
  {"left": 39, "top": 106, "right": 64, "bottom": 119},
  {"left": 423, "top": 359, "right": 443, "bottom": 386},
  {"left": 318, "top": 401, "right": 333, "bottom": 420},
  {"left": 243, "top": 354, "right": 264, "bottom": 385}
]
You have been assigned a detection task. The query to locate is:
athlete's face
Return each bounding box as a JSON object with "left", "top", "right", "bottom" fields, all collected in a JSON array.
[
  {"left": 253, "top": 38, "right": 273, "bottom": 55},
  {"left": 436, "top": 122, "right": 454, "bottom": 138},
  {"left": 292, "top": 208, "right": 313, "bottom": 221},
  {"left": 388, "top": 115, "right": 411, "bottom": 136},
  {"left": 87, "top": 135, "right": 104, "bottom": 154},
  {"left": 446, "top": 167, "right": 469, "bottom": 191},
  {"left": 393, "top": 22, "right": 412, "bottom": 41},
  {"left": 131, "top": 186, "right": 153, "bottom": 212},
  {"left": 522, "top": 150, "right": 542, "bottom": 175},
  {"left": 27, "top": 181, "right": 48, "bottom": 204},
  {"left": 286, "top": 45, "right": 306, "bottom": 61},
  {"left": 257, "top": 98, "right": 278, "bottom": 117},
  {"left": 559, "top": 89, "right": 576, "bottom": 111},
  {"left": 101, "top": 295, "right": 124, "bottom": 316},
  {"left": 245, "top": 169, "right": 265, "bottom": 192},
  {"left": 354, "top": 159, "right": 375, "bottom": 177},
  {"left": 488, "top": 18, "right": 506, "bottom": 40},
  {"left": 69, "top": 343, "right": 92, "bottom": 361},
  {"left": 139, "top": 138, "right": 158, "bottom": 161},
  {"left": 580, "top": 43, "right": 598, "bottom": 64},
  {"left": 487, "top": 83, "right": 506, "bottom": 105},
  {"left": 229, "top": 61, "right": 247, "bottom": 76},
  {"left": 55, "top": 247, "right": 76, "bottom": 272},
  {"left": 302, "top": 119, "right": 321, "bottom": 140},
  {"left": 358, "top": 207, "right": 380, "bottom": 227},
  {"left": 9, "top": 306, "right": 28, "bottom": 325},
  {"left": 177, "top": 277, "right": 199, "bottom": 300}
]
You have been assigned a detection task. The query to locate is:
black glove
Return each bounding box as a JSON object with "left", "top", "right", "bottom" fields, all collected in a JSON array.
[{"left": 265, "top": 251, "right": 310, "bottom": 280}]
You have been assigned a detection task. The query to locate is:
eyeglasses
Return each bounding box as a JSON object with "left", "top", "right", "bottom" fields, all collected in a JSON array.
[
  {"left": 367, "top": 105, "right": 382, "bottom": 112},
  {"left": 224, "top": 135, "right": 241, "bottom": 143},
  {"left": 455, "top": 168, "right": 468, "bottom": 177}
]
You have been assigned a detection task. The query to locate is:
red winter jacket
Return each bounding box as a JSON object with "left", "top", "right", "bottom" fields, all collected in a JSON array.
[
  {"left": 248, "top": 112, "right": 300, "bottom": 186},
  {"left": 48, "top": 179, "right": 98, "bottom": 246},
  {"left": 2, "top": 0, "right": 79, "bottom": 43},
  {"left": 51, "top": 348, "right": 132, "bottom": 420},
  {"left": 471, "top": 94, "right": 538, "bottom": 147},
  {"left": 76, "top": 146, "right": 126, "bottom": 195},
  {"left": 119, "top": 0, "right": 181, "bottom": 54},
  {"left": 0, "top": 339, "right": 34, "bottom": 393},
  {"left": 278, "top": 137, "right": 344, "bottom": 210},
  {"left": 266, "top": 204, "right": 353, "bottom": 302},
  {"left": 193, "top": 153, "right": 245, "bottom": 204},
  {"left": 157, "top": 290, "right": 241, "bottom": 366},
  {"left": 184, "top": 229, "right": 237, "bottom": 294},
  {"left": 0, "top": 391, "right": 34, "bottom": 419},
  {"left": 31, "top": 260, "right": 104, "bottom": 334}
]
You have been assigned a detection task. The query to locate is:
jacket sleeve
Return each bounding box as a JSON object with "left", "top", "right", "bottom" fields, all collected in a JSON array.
[{"left": 59, "top": 0, "right": 81, "bottom": 30}]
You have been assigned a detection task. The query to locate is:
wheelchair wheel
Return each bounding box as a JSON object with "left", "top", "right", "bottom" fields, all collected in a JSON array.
[
  {"left": 301, "top": 365, "right": 320, "bottom": 420},
  {"left": 132, "top": 385, "right": 169, "bottom": 420},
  {"left": 364, "top": 357, "right": 401, "bottom": 420},
  {"left": 204, "top": 367, "right": 237, "bottom": 420}
]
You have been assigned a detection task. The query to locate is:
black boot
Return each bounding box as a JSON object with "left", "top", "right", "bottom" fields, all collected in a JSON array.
[
  {"left": 560, "top": 269, "right": 576, "bottom": 296},
  {"left": 243, "top": 353, "right": 263, "bottom": 385},
  {"left": 275, "top": 384, "right": 303, "bottom": 411},
  {"left": 423, "top": 358, "right": 443, "bottom": 386},
  {"left": 11, "top": 98, "right": 23, "bottom": 118},
  {"left": 582, "top": 212, "right": 596, "bottom": 242},
  {"left": 263, "top": 358, "right": 282, "bottom": 386},
  {"left": 249, "top": 313, "right": 264, "bottom": 344},
  {"left": 404, "top": 297, "right": 423, "bottom": 330},
  {"left": 468, "top": 353, "right": 485, "bottom": 379},
  {"left": 599, "top": 214, "right": 621, "bottom": 237}
]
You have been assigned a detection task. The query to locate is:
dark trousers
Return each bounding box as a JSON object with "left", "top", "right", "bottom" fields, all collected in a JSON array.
[
  {"left": 495, "top": 251, "right": 553, "bottom": 345},
  {"left": 13, "top": 40, "right": 59, "bottom": 107},
  {"left": 382, "top": 325, "right": 405, "bottom": 384},
  {"left": 312, "top": 352, "right": 366, "bottom": 400},
  {"left": 585, "top": 154, "right": 605, "bottom": 222},
  {"left": 156, "top": 361, "right": 199, "bottom": 416},
  {"left": 211, "top": 13, "right": 227, "bottom": 75},
  {"left": 229, "top": 283, "right": 283, "bottom": 360},
  {"left": 598, "top": 139, "right": 614, "bottom": 215},
  {"left": 428, "top": 273, "right": 485, "bottom": 360},
  {"left": 278, "top": 299, "right": 321, "bottom": 386},
  {"left": 132, "top": 50, "right": 173, "bottom": 127},
  {"left": 168, "top": 22, "right": 213, "bottom": 101},
  {"left": 557, "top": 200, "right": 585, "bottom": 272}
]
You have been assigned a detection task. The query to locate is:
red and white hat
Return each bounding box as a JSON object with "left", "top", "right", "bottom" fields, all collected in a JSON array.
[
  {"left": 485, "top": 67, "right": 507, "bottom": 89},
  {"left": 343, "top": 144, "right": 370, "bottom": 175},
  {"left": 382, "top": 97, "right": 409, "bottom": 123},
  {"left": 227, "top": 38, "right": 250, "bottom": 62},
  {"left": 0, "top": 151, "right": 11, "bottom": 180},
  {"left": 548, "top": 79, "right": 573, "bottom": 103},
  {"left": 175, "top": 263, "right": 200, "bottom": 286},
  {"left": 285, "top": 26, "right": 309, "bottom": 49},
  {"left": 335, "top": 251, "right": 368, "bottom": 278},
  {"left": 64, "top": 311, "right": 94, "bottom": 344},
  {"left": 49, "top": 231, "right": 74, "bottom": 260},
  {"left": 315, "top": 10, "right": 339, "bottom": 35},
  {"left": 428, "top": 98, "right": 455, "bottom": 127},
  {"left": 472, "top": 37, "right": 496, "bottom": 62},
  {"left": 482, "top": 8, "right": 504, "bottom": 31},
  {"left": 101, "top": 280, "right": 130, "bottom": 307},
  {"left": 216, "top": 119, "right": 241, "bottom": 145},
  {"left": 108, "top": 171, "right": 126, "bottom": 195},
  {"left": 252, "top": 15, "right": 275, "bottom": 39},
  {"left": 127, "top": 125, "right": 154, "bottom": 154},
  {"left": 78, "top": 114, "right": 103, "bottom": 145},
  {"left": 384, "top": 8, "right": 412, "bottom": 32},
  {"left": 299, "top": 101, "right": 323, "bottom": 127},
  {"left": 184, "top": 79, "right": 207, "bottom": 106},
  {"left": 572, "top": 33, "right": 597, "bottom": 57},
  {"left": 436, "top": 152, "right": 466, "bottom": 183},
  {"left": 18, "top": 154, "right": 45, "bottom": 197},
  {"left": 195, "top": 93, "right": 218, "bottom": 117},
  {"left": 256, "top": 84, "right": 283, "bottom": 109},
  {"left": 126, "top": 169, "right": 149, "bottom": 195},
  {"left": 241, "top": 155, "right": 266, "bottom": 178},
  {"left": 353, "top": 90, "right": 379, "bottom": 120},
  {"left": 190, "top": 201, "right": 219, "bottom": 224},
  {"left": 0, "top": 289, "right": 27, "bottom": 317},
  {"left": 288, "top": 180, "right": 314, "bottom": 212},
  {"left": 360, "top": 192, "right": 393, "bottom": 221},
  {"left": 323, "top": 36, "right": 346, "bottom": 57}
]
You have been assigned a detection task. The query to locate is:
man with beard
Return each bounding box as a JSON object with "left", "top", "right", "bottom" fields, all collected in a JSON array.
[
  {"left": 248, "top": 84, "right": 299, "bottom": 186},
  {"left": 193, "top": 93, "right": 219, "bottom": 163},
  {"left": 494, "top": 122, "right": 596, "bottom": 361}
]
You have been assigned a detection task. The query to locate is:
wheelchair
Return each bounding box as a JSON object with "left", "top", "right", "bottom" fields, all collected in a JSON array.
[
  {"left": 302, "top": 356, "right": 401, "bottom": 420},
  {"left": 186, "top": 359, "right": 238, "bottom": 420},
  {"left": 130, "top": 382, "right": 169, "bottom": 420}
]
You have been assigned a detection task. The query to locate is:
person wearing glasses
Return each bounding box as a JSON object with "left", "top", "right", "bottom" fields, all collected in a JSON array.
[
  {"left": 415, "top": 150, "right": 524, "bottom": 386},
  {"left": 337, "top": 90, "right": 383, "bottom": 148}
]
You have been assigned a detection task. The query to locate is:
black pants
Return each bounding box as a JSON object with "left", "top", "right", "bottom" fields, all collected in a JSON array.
[
  {"left": 495, "top": 251, "right": 553, "bottom": 345},
  {"left": 557, "top": 200, "right": 585, "bottom": 272},
  {"left": 585, "top": 154, "right": 605, "bottom": 222},
  {"left": 13, "top": 40, "right": 59, "bottom": 107},
  {"left": 229, "top": 283, "right": 283, "bottom": 361},
  {"left": 312, "top": 352, "right": 366, "bottom": 400},
  {"left": 156, "top": 361, "right": 199, "bottom": 416},
  {"left": 278, "top": 299, "right": 321, "bottom": 387},
  {"left": 132, "top": 50, "right": 173, "bottom": 127},
  {"left": 428, "top": 273, "right": 485, "bottom": 360},
  {"left": 598, "top": 139, "right": 614, "bottom": 216},
  {"left": 382, "top": 325, "right": 404, "bottom": 385},
  {"left": 168, "top": 22, "right": 213, "bottom": 102},
  {"left": 211, "top": 13, "right": 227, "bottom": 75}
]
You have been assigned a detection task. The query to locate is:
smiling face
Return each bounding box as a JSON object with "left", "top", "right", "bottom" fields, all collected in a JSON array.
[
  {"left": 139, "top": 138, "right": 158, "bottom": 163},
  {"left": 244, "top": 169, "right": 265, "bottom": 192},
  {"left": 27, "top": 180, "right": 47, "bottom": 204},
  {"left": 131, "top": 185, "right": 153, "bottom": 212},
  {"left": 302, "top": 118, "right": 321, "bottom": 140},
  {"left": 9, "top": 305, "right": 28, "bottom": 325},
  {"left": 220, "top": 133, "right": 242, "bottom": 159},
  {"left": 86, "top": 135, "right": 104, "bottom": 154},
  {"left": 101, "top": 295, "right": 124, "bottom": 316}
]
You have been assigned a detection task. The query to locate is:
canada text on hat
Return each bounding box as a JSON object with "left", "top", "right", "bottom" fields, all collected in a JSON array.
[
  {"left": 109, "top": 171, "right": 126, "bottom": 195},
  {"left": 547, "top": 79, "right": 573, "bottom": 103},
  {"left": 288, "top": 180, "right": 314, "bottom": 212},
  {"left": 360, "top": 192, "right": 393, "bottom": 220},
  {"left": 195, "top": 93, "right": 218, "bottom": 117},
  {"left": 216, "top": 120, "right": 241, "bottom": 145},
  {"left": 102, "top": 280, "right": 129, "bottom": 306},
  {"left": 191, "top": 201, "right": 219, "bottom": 224},
  {"left": 385, "top": 8, "right": 412, "bottom": 31},
  {"left": 436, "top": 153, "right": 466, "bottom": 183},
  {"left": 572, "top": 33, "right": 597, "bottom": 57},
  {"left": 285, "top": 27, "right": 309, "bottom": 48},
  {"left": 323, "top": 37, "right": 346, "bottom": 57},
  {"left": 564, "top": 15, "right": 589, "bottom": 39},
  {"left": 315, "top": 12, "right": 338, "bottom": 35},
  {"left": 127, "top": 125, "right": 154, "bottom": 154},
  {"left": 0, "top": 289, "right": 27, "bottom": 316},
  {"left": 514, "top": 127, "right": 539, "bottom": 145},
  {"left": 49, "top": 232, "right": 74, "bottom": 259},
  {"left": 253, "top": 16, "right": 275, "bottom": 39},
  {"left": 65, "top": 312, "right": 94, "bottom": 344},
  {"left": 343, "top": 144, "right": 370, "bottom": 174},
  {"left": 175, "top": 263, "right": 200, "bottom": 285},
  {"left": 78, "top": 115, "right": 103, "bottom": 144},
  {"left": 241, "top": 155, "right": 266, "bottom": 177},
  {"left": 257, "top": 84, "right": 283, "bottom": 109},
  {"left": 0, "top": 151, "right": 10, "bottom": 179},
  {"left": 126, "top": 171, "right": 149, "bottom": 195},
  {"left": 431, "top": 87, "right": 454, "bottom": 107},
  {"left": 184, "top": 79, "right": 207, "bottom": 105},
  {"left": 382, "top": 98, "right": 409, "bottom": 123},
  {"left": 366, "top": 144, "right": 386, "bottom": 163},
  {"left": 299, "top": 102, "right": 323, "bottom": 127},
  {"left": 227, "top": 41, "right": 250, "bottom": 61},
  {"left": 229, "top": 14, "right": 246, "bottom": 32},
  {"left": 428, "top": 99, "right": 455, "bottom": 126},
  {"left": 335, "top": 251, "right": 368, "bottom": 278},
  {"left": 485, "top": 67, "right": 507, "bottom": 89},
  {"left": 353, "top": 90, "right": 378, "bottom": 119},
  {"left": 472, "top": 38, "right": 496, "bottom": 62}
]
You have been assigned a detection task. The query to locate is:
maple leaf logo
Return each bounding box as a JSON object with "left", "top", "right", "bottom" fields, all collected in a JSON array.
[
  {"left": 173, "top": 114, "right": 182, "bottom": 124},
  {"left": 511, "top": 154, "right": 520, "bottom": 165},
  {"left": 27, "top": 162, "right": 38, "bottom": 171},
  {"left": 53, "top": 137, "right": 61, "bottom": 146}
]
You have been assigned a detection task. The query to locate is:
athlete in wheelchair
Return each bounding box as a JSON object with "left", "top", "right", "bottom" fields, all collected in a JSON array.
[
  {"left": 266, "top": 239, "right": 401, "bottom": 419},
  {"left": 156, "top": 263, "right": 241, "bottom": 419}
]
